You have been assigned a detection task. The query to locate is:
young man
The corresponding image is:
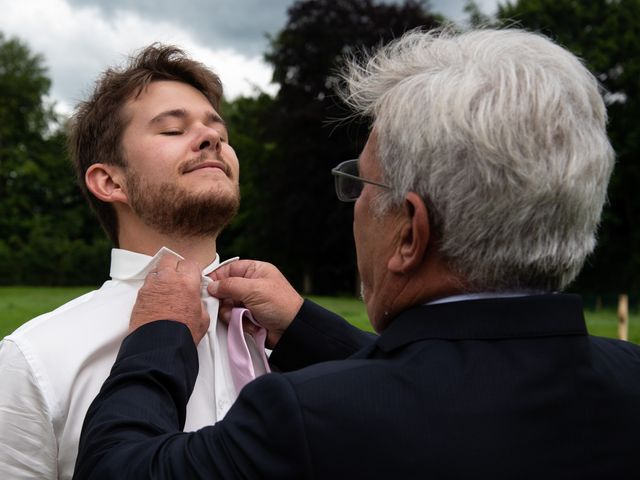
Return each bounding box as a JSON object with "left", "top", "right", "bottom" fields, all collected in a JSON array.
[{"left": 0, "top": 45, "right": 268, "bottom": 479}]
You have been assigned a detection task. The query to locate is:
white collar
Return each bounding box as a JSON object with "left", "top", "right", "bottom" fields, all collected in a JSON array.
[
  {"left": 110, "top": 246, "right": 236, "bottom": 281},
  {"left": 426, "top": 291, "right": 546, "bottom": 306}
]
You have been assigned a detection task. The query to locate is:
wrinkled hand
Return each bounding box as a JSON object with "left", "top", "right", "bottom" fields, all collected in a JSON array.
[
  {"left": 130, "top": 253, "right": 209, "bottom": 344},
  {"left": 208, "top": 260, "right": 303, "bottom": 348}
]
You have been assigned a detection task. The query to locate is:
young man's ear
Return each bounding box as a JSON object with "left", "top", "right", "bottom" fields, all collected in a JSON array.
[
  {"left": 387, "top": 192, "right": 430, "bottom": 274},
  {"left": 85, "top": 164, "right": 128, "bottom": 205}
]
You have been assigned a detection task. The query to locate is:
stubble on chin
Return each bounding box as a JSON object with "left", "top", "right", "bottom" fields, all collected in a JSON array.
[{"left": 126, "top": 171, "right": 240, "bottom": 238}]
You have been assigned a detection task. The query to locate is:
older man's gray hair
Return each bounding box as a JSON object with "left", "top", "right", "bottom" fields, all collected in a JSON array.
[{"left": 341, "top": 28, "right": 615, "bottom": 292}]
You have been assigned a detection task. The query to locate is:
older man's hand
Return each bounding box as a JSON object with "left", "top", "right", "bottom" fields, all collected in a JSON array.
[
  {"left": 208, "top": 260, "right": 303, "bottom": 348},
  {"left": 130, "top": 253, "right": 209, "bottom": 344}
]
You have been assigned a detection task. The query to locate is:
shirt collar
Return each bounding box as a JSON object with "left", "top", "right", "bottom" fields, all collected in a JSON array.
[
  {"left": 110, "top": 246, "right": 235, "bottom": 281},
  {"left": 426, "top": 291, "right": 546, "bottom": 305}
]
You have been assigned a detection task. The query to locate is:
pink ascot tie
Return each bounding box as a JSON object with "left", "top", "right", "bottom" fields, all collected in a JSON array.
[{"left": 227, "top": 308, "right": 271, "bottom": 394}]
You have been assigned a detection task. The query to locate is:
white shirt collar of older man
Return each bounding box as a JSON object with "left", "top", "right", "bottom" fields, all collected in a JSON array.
[{"left": 426, "top": 291, "right": 547, "bottom": 305}]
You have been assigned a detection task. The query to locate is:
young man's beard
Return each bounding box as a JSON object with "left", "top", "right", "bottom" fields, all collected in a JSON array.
[{"left": 125, "top": 170, "right": 239, "bottom": 238}]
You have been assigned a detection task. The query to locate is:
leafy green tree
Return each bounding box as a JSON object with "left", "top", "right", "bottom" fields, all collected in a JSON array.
[
  {"left": 464, "top": 0, "right": 492, "bottom": 26},
  {"left": 245, "top": 0, "right": 442, "bottom": 293},
  {"left": 497, "top": 0, "right": 640, "bottom": 294},
  {"left": 0, "top": 33, "right": 52, "bottom": 241},
  {"left": 0, "top": 33, "right": 109, "bottom": 285},
  {"left": 218, "top": 94, "right": 281, "bottom": 263}
]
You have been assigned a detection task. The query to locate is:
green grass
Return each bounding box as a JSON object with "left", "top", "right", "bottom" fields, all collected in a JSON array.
[
  {"left": 308, "top": 295, "right": 373, "bottom": 332},
  {"left": 581, "top": 308, "right": 640, "bottom": 344},
  {"left": 1, "top": 287, "right": 638, "bottom": 344},
  {"left": 310, "top": 295, "right": 640, "bottom": 343},
  {"left": 0, "top": 286, "right": 95, "bottom": 338}
]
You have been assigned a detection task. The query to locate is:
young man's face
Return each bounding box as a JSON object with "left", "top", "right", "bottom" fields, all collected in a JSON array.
[{"left": 119, "top": 80, "right": 240, "bottom": 237}]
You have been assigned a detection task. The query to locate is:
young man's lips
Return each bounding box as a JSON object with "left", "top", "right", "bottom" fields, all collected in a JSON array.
[{"left": 184, "top": 161, "right": 228, "bottom": 175}]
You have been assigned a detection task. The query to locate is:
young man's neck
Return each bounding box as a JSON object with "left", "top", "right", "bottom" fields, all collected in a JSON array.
[{"left": 118, "top": 228, "right": 219, "bottom": 270}]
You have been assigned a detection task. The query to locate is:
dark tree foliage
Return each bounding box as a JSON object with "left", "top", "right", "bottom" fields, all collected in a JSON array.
[
  {"left": 497, "top": 0, "right": 640, "bottom": 294},
  {"left": 236, "top": 0, "right": 442, "bottom": 294},
  {"left": 218, "top": 94, "right": 282, "bottom": 263},
  {"left": 0, "top": 33, "right": 51, "bottom": 240},
  {"left": 0, "top": 34, "right": 109, "bottom": 286}
]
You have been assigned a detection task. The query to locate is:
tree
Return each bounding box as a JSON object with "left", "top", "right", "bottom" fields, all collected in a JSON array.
[
  {"left": 497, "top": 0, "right": 640, "bottom": 294},
  {"left": 217, "top": 93, "right": 282, "bottom": 263},
  {"left": 246, "top": 0, "right": 442, "bottom": 293},
  {"left": 464, "top": 0, "right": 492, "bottom": 27},
  {"left": 0, "top": 32, "right": 52, "bottom": 240},
  {"left": 0, "top": 33, "right": 109, "bottom": 285}
]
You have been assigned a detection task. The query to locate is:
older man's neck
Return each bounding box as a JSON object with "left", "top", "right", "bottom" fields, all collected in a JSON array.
[{"left": 118, "top": 226, "right": 218, "bottom": 269}]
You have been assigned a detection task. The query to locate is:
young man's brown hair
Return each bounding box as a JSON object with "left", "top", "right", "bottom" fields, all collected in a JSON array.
[{"left": 68, "top": 44, "right": 224, "bottom": 246}]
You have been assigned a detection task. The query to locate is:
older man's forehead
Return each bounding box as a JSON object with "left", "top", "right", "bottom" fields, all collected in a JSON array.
[{"left": 359, "top": 131, "right": 382, "bottom": 176}]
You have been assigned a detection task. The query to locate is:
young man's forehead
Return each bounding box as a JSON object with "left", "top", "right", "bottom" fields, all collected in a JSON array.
[{"left": 124, "top": 80, "right": 223, "bottom": 123}]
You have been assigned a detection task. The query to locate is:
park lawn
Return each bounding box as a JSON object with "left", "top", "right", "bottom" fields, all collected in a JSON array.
[
  {"left": 310, "top": 295, "right": 640, "bottom": 343},
  {"left": 307, "top": 295, "right": 373, "bottom": 332},
  {"left": 0, "top": 286, "right": 95, "bottom": 338},
  {"left": 1, "top": 287, "right": 638, "bottom": 344}
]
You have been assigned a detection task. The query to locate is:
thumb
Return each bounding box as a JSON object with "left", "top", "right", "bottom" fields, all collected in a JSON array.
[{"left": 208, "top": 277, "right": 254, "bottom": 303}]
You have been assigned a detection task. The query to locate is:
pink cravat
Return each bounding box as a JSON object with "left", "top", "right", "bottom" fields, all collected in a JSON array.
[{"left": 228, "top": 308, "right": 271, "bottom": 394}]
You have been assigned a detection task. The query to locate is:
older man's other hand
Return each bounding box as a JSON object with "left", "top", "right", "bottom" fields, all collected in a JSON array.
[
  {"left": 208, "top": 260, "right": 303, "bottom": 348},
  {"left": 130, "top": 253, "right": 209, "bottom": 344}
]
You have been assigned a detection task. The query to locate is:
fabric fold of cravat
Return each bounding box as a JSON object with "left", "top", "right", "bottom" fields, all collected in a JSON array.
[{"left": 227, "top": 308, "right": 271, "bottom": 394}]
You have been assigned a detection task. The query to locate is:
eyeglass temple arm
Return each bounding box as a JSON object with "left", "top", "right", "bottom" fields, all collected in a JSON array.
[{"left": 330, "top": 169, "right": 391, "bottom": 189}]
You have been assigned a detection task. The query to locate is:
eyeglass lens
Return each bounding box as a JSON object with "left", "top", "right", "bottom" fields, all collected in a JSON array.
[{"left": 337, "top": 161, "right": 363, "bottom": 200}]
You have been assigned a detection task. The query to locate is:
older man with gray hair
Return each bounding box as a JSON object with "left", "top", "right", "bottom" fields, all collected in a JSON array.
[{"left": 74, "top": 28, "right": 639, "bottom": 479}]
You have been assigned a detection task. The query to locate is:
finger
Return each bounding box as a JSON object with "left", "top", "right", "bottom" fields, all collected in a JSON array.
[
  {"left": 220, "top": 297, "right": 239, "bottom": 310},
  {"left": 242, "top": 317, "right": 260, "bottom": 336},
  {"left": 156, "top": 252, "right": 182, "bottom": 272},
  {"left": 217, "top": 300, "right": 234, "bottom": 325},
  {"left": 208, "top": 277, "right": 256, "bottom": 302},
  {"left": 209, "top": 259, "right": 260, "bottom": 281},
  {"left": 176, "top": 258, "right": 201, "bottom": 276},
  {"left": 142, "top": 268, "right": 162, "bottom": 287}
]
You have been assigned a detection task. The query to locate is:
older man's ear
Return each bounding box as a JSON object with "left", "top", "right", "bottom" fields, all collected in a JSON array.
[{"left": 387, "top": 192, "right": 430, "bottom": 275}]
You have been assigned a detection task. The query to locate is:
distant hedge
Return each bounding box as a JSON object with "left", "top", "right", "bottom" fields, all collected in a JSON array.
[{"left": 0, "top": 237, "right": 110, "bottom": 286}]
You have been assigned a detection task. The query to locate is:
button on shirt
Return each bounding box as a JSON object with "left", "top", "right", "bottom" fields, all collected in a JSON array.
[{"left": 0, "top": 247, "right": 268, "bottom": 480}]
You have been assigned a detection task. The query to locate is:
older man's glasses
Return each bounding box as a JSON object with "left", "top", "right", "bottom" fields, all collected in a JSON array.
[{"left": 331, "top": 159, "right": 391, "bottom": 202}]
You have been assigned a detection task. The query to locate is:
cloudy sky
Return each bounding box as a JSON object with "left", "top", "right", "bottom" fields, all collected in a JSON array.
[{"left": 0, "top": 0, "right": 498, "bottom": 116}]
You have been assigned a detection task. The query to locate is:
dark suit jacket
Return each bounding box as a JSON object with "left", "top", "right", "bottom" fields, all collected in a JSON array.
[{"left": 74, "top": 295, "right": 640, "bottom": 479}]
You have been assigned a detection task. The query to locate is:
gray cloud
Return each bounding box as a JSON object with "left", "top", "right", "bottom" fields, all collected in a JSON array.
[
  {"left": 66, "top": 0, "right": 293, "bottom": 56},
  {"left": 1, "top": 0, "right": 498, "bottom": 115},
  {"left": 64, "top": 0, "right": 498, "bottom": 57}
]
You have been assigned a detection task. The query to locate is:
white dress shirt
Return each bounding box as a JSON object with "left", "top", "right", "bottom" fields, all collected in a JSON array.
[{"left": 0, "top": 247, "right": 268, "bottom": 480}]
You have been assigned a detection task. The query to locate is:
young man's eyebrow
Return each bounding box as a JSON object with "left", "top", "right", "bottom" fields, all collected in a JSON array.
[
  {"left": 204, "top": 111, "right": 227, "bottom": 129},
  {"left": 149, "top": 109, "right": 226, "bottom": 128},
  {"left": 149, "top": 108, "right": 188, "bottom": 124}
]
